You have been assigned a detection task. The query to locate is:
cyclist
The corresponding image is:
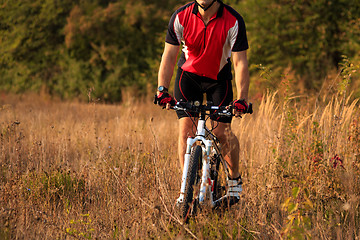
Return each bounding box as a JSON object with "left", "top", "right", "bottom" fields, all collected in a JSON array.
[{"left": 155, "top": 0, "right": 250, "bottom": 200}]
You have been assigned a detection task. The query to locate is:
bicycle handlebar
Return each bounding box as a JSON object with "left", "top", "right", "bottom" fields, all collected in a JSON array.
[{"left": 172, "top": 101, "right": 253, "bottom": 117}]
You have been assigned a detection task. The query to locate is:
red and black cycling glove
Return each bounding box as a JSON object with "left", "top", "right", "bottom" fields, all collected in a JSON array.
[
  {"left": 154, "top": 92, "right": 175, "bottom": 107},
  {"left": 232, "top": 99, "right": 251, "bottom": 114}
]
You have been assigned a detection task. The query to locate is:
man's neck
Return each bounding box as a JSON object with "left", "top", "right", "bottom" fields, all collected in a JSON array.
[{"left": 198, "top": 1, "right": 220, "bottom": 25}]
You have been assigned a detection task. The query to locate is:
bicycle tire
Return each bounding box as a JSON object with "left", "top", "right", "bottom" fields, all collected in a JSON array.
[{"left": 180, "top": 145, "right": 202, "bottom": 221}]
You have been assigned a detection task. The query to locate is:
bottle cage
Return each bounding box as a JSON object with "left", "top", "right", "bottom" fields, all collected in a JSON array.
[{"left": 195, "top": 0, "right": 217, "bottom": 11}]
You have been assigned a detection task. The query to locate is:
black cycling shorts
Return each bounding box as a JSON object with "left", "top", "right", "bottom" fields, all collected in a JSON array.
[{"left": 173, "top": 68, "right": 233, "bottom": 123}]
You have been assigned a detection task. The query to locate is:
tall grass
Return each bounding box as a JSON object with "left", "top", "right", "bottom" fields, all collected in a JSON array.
[{"left": 0, "top": 89, "right": 359, "bottom": 239}]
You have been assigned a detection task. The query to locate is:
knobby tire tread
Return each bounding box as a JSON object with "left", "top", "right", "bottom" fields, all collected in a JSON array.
[{"left": 180, "top": 145, "right": 202, "bottom": 221}]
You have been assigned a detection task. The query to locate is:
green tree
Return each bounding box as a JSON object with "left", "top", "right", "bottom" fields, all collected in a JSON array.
[
  {"left": 238, "top": 0, "right": 360, "bottom": 90},
  {"left": 0, "top": 0, "right": 184, "bottom": 101},
  {"left": 62, "top": 0, "right": 172, "bottom": 101},
  {"left": 0, "top": 0, "right": 77, "bottom": 92}
]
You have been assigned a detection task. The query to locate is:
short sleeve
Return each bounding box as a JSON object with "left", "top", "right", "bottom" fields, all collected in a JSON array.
[
  {"left": 231, "top": 15, "right": 249, "bottom": 52},
  {"left": 165, "top": 11, "right": 181, "bottom": 45}
]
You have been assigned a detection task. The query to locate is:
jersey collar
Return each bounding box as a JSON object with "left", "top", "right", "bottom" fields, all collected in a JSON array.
[{"left": 192, "top": 0, "right": 224, "bottom": 18}]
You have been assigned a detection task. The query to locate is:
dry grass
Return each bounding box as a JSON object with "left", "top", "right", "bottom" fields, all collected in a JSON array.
[{"left": 0, "top": 91, "right": 359, "bottom": 239}]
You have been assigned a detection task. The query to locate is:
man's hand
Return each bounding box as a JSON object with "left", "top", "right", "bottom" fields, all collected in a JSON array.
[
  {"left": 154, "top": 92, "right": 175, "bottom": 109},
  {"left": 232, "top": 99, "right": 251, "bottom": 117}
]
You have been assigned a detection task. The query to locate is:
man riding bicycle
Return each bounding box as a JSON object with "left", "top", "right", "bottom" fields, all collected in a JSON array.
[{"left": 155, "top": 0, "right": 250, "bottom": 201}]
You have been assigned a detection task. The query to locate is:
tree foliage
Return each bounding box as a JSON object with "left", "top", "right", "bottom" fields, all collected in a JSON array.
[
  {"left": 0, "top": 0, "right": 77, "bottom": 92},
  {"left": 0, "top": 0, "right": 359, "bottom": 101},
  {"left": 60, "top": 0, "right": 171, "bottom": 101},
  {"left": 0, "top": 0, "right": 181, "bottom": 101},
  {"left": 238, "top": 0, "right": 360, "bottom": 89}
]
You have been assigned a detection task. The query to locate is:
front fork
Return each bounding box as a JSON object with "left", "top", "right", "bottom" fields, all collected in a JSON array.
[
  {"left": 177, "top": 133, "right": 214, "bottom": 206},
  {"left": 198, "top": 154, "right": 211, "bottom": 203}
]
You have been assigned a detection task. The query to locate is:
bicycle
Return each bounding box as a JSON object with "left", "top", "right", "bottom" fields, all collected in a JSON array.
[{"left": 172, "top": 100, "right": 253, "bottom": 221}]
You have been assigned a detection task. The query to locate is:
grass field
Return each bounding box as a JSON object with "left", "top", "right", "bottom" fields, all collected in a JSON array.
[{"left": 0, "top": 90, "right": 359, "bottom": 239}]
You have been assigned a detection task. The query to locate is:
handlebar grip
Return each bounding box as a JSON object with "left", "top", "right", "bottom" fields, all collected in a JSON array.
[
  {"left": 153, "top": 94, "right": 158, "bottom": 105},
  {"left": 247, "top": 103, "right": 253, "bottom": 114},
  {"left": 170, "top": 99, "right": 176, "bottom": 106}
]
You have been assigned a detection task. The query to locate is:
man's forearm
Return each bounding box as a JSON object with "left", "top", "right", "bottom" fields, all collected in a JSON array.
[
  {"left": 236, "top": 63, "right": 250, "bottom": 100},
  {"left": 233, "top": 51, "right": 250, "bottom": 101},
  {"left": 158, "top": 60, "right": 176, "bottom": 89},
  {"left": 157, "top": 43, "right": 179, "bottom": 89}
]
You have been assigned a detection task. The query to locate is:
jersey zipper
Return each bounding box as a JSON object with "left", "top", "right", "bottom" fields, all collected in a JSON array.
[
  {"left": 195, "top": 9, "right": 217, "bottom": 55},
  {"left": 203, "top": 25, "right": 207, "bottom": 50},
  {"left": 200, "top": 17, "right": 216, "bottom": 52}
]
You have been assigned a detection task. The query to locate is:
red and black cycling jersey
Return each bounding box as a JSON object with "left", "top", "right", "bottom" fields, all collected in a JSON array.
[{"left": 166, "top": 0, "right": 249, "bottom": 81}]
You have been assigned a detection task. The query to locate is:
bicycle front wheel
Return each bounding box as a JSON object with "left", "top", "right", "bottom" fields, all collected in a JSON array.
[{"left": 180, "top": 145, "right": 202, "bottom": 221}]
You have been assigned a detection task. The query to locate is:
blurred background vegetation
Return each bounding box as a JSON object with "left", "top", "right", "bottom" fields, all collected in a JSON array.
[{"left": 0, "top": 0, "right": 359, "bottom": 102}]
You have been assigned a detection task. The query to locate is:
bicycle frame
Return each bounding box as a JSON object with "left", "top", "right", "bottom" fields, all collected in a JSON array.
[
  {"left": 177, "top": 116, "right": 229, "bottom": 208},
  {"left": 171, "top": 101, "right": 252, "bottom": 215}
]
